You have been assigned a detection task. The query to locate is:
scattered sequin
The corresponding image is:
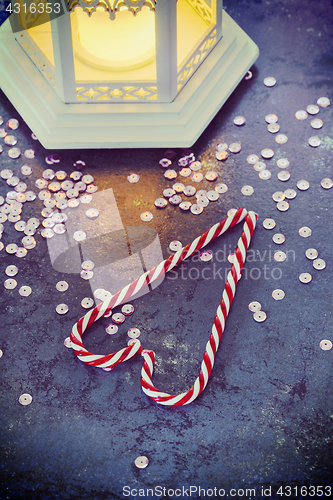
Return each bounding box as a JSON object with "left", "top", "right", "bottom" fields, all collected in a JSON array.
[
  {"left": 216, "top": 151, "right": 228, "bottom": 161},
  {"left": 190, "top": 204, "right": 203, "bottom": 215},
  {"left": 64, "top": 337, "right": 72, "bottom": 348},
  {"left": 297, "top": 180, "right": 310, "bottom": 192},
  {"left": 112, "top": 313, "right": 125, "bottom": 324},
  {"left": 205, "top": 171, "right": 218, "bottom": 182},
  {"left": 73, "top": 230, "right": 87, "bottom": 242},
  {"left": 56, "top": 281, "right": 69, "bottom": 292},
  {"left": 268, "top": 123, "right": 280, "bottom": 133},
  {"left": 4, "top": 278, "right": 17, "bottom": 290},
  {"left": 272, "top": 289, "right": 285, "bottom": 300},
  {"left": 172, "top": 183, "right": 184, "bottom": 194},
  {"left": 306, "top": 104, "right": 319, "bottom": 115},
  {"left": 197, "top": 196, "right": 209, "bottom": 207},
  {"left": 200, "top": 250, "right": 213, "bottom": 262},
  {"left": 4, "top": 135, "right": 17, "bottom": 146},
  {"left": 179, "top": 167, "right": 191, "bottom": 177},
  {"left": 253, "top": 161, "right": 266, "bottom": 172},
  {"left": 319, "top": 339, "right": 332, "bottom": 351},
  {"left": 159, "top": 158, "right": 172, "bottom": 168},
  {"left": 263, "top": 218, "right": 276, "bottom": 229},
  {"left": 263, "top": 77, "right": 276, "bottom": 87},
  {"left": 321, "top": 178, "right": 333, "bottom": 189},
  {"left": 253, "top": 311, "right": 267, "bottom": 322},
  {"left": 80, "top": 270, "right": 93, "bottom": 280},
  {"left": 207, "top": 190, "right": 219, "bottom": 201},
  {"left": 265, "top": 114, "right": 278, "bottom": 124},
  {"left": 295, "top": 110, "right": 308, "bottom": 120},
  {"left": 135, "top": 456, "right": 149, "bottom": 469},
  {"left": 163, "top": 188, "right": 175, "bottom": 198},
  {"left": 7, "top": 118, "right": 19, "bottom": 130},
  {"left": 5, "top": 265, "right": 18, "bottom": 277},
  {"left": 215, "top": 183, "right": 228, "bottom": 194},
  {"left": 189, "top": 161, "right": 201, "bottom": 172},
  {"left": 128, "top": 328, "right": 141, "bottom": 339},
  {"left": 308, "top": 136, "right": 321, "bottom": 147},
  {"left": 24, "top": 149, "right": 36, "bottom": 159},
  {"left": 274, "top": 251, "right": 286, "bottom": 262},
  {"left": 169, "top": 240, "right": 182, "bottom": 252},
  {"left": 53, "top": 224, "right": 66, "bottom": 235},
  {"left": 277, "top": 158, "right": 289, "bottom": 169},
  {"left": 169, "top": 195, "right": 182, "bottom": 206},
  {"left": 106, "top": 324, "right": 118, "bottom": 335},
  {"left": 216, "top": 142, "right": 228, "bottom": 152},
  {"left": 305, "top": 248, "right": 318, "bottom": 260},
  {"left": 313, "top": 258, "right": 326, "bottom": 270},
  {"left": 261, "top": 148, "right": 274, "bottom": 159},
  {"left": 275, "top": 133, "right": 288, "bottom": 144},
  {"left": 233, "top": 116, "right": 246, "bottom": 126},
  {"left": 277, "top": 171, "right": 290, "bottom": 181},
  {"left": 80, "top": 194, "right": 92, "bottom": 204},
  {"left": 247, "top": 154, "right": 259, "bottom": 164},
  {"left": 277, "top": 201, "right": 289, "bottom": 212},
  {"left": 6, "top": 243, "right": 18, "bottom": 254},
  {"left": 16, "top": 248, "right": 28, "bottom": 258},
  {"left": 154, "top": 198, "right": 168, "bottom": 209},
  {"left": 19, "top": 394, "right": 32, "bottom": 406},
  {"left": 19, "top": 286, "right": 32, "bottom": 297},
  {"left": 164, "top": 169, "right": 177, "bottom": 180},
  {"left": 229, "top": 143, "right": 241, "bottom": 153},
  {"left": 43, "top": 169, "right": 55, "bottom": 180},
  {"left": 127, "top": 173, "right": 140, "bottom": 183},
  {"left": 183, "top": 185, "right": 196, "bottom": 197},
  {"left": 241, "top": 185, "right": 254, "bottom": 196},
  {"left": 259, "top": 170, "right": 271, "bottom": 180},
  {"left": 299, "top": 227, "right": 311, "bottom": 238},
  {"left": 1, "top": 169, "right": 13, "bottom": 179},
  {"left": 310, "top": 118, "right": 323, "bottom": 129},
  {"left": 8, "top": 148, "right": 21, "bottom": 159},
  {"left": 284, "top": 189, "right": 296, "bottom": 199},
  {"left": 299, "top": 273, "right": 312, "bottom": 283},
  {"left": 272, "top": 233, "right": 285, "bottom": 244},
  {"left": 86, "top": 208, "right": 99, "bottom": 219},
  {"left": 191, "top": 172, "right": 203, "bottom": 183},
  {"left": 81, "top": 297, "right": 94, "bottom": 309},
  {"left": 272, "top": 191, "right": 285, "bottom": 202},
  {"left": 179, "top": 201, "right": 191, "bottom": 211},
  {"left": 122, "top": 304, "right": 134, "bottom": 316},
  {"left": 56, "top": 304, "right": 69, "bottom": 315},
  {"left": 248, "top": 301, "right": 261, "bottom": 313},
  {"left": 317, "top": 97, "right": 330, "bottom": 108}
]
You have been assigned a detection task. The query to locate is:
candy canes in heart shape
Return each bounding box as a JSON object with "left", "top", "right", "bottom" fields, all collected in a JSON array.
[{"left": 70, "top": 208, "right": 257, "bottom": 406}]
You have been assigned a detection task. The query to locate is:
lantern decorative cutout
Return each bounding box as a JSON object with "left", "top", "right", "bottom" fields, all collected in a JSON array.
[{"left": 0, "top": 1, "right": 259, "bottom": 149}]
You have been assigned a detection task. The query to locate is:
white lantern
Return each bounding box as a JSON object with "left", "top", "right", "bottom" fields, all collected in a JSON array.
[{"left": 0, "top": 1, "right": 259, "bottom": 148}]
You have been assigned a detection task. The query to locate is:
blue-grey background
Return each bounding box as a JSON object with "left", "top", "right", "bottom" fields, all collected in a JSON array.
[{"left": 0, "top": 1, "right": 332, "bottom": 499}]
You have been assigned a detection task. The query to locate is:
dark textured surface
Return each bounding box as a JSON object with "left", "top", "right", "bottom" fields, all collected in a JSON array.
[{"left": 1, "top": 1, "right": 333, "bottom": 499}]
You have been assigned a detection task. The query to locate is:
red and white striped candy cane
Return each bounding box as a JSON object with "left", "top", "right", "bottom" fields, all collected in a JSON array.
[
  {"left": 70, "top": 208, "right": 248, "bottom": 369},
  {"left": 140, "top": 211, "right": 258, "bottom": 406}
]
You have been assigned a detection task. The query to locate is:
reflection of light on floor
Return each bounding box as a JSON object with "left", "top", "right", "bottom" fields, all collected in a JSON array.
[{"left": 46, "top": 188, "right": 164, "bottom": 304}]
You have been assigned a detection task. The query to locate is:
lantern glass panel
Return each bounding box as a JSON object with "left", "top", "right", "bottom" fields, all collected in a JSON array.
[
  {"left": 177, "top": 0, "right": 213, "bottom": 69},
  {"left": 71, "top": 7, "right": 157, "bottom": 83},
  {"left": 24, "top": 13, "right": 54, "bottom": 68}
]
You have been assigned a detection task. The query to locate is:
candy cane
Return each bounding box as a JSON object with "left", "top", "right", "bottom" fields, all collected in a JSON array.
[
  {"left": 70, "top": 208, "right": 248, "bottom": 369},
  {"left": 140, "top": 211, "right": 257, "bottom": 406}
]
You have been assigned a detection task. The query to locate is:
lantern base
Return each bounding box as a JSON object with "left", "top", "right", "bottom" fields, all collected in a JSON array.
[{"left": 0, "top": 13, "right": 259, "bottom": 149}]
